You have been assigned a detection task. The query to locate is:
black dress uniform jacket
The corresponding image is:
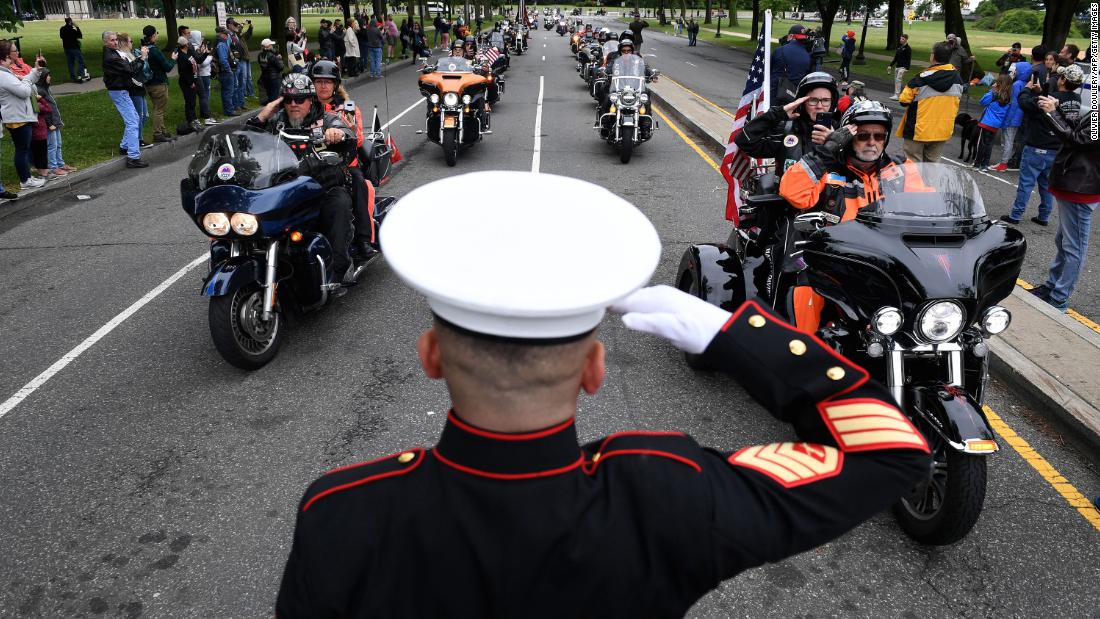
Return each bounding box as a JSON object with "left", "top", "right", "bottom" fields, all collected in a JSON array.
[{"left": 276, "top": 300, "right": 931, "bottom": 617}]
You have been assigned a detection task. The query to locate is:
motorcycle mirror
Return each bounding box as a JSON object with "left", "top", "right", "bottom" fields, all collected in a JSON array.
[{"left": 793, "top": 212, "right": 827, "bottom": 234}]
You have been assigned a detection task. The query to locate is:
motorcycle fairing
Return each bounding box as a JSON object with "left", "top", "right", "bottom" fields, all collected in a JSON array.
[
  {"left": 189, "top": 177, "right": 327, "bottom": 237},
  {"left": 202, "top": 256, "right": 259, "bottom": 297}
]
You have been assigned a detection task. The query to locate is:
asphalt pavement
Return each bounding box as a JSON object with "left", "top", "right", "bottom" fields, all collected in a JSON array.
[{"left": 0, "top": 30, "right": 1098, "bottom": 617}]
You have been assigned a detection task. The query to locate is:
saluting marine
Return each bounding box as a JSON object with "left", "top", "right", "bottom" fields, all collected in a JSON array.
[{"left": 275, "top": 171, "right": 930, "bottom": 617}]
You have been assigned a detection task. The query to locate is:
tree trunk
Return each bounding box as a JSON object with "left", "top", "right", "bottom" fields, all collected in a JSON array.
[
  {"left": 844, "top": 0, "right": 852, "bottom": 24},
  {"left": 941, "top": 0, "right": 971, "bottom": 54},
  {"left": 679, "top": 0, "right": 686, "bottom": 19},
  {"left": 1041, "top": 0, "right": 1076, "bottom": 54},
  {"left": 815, "top": 0, "right": 841, "bottom": 52},
  {"left": 267, "top": 0, "right": 288, "bottom": 61},
  {"left": 885, "top": 0, "right": 903, "bottom": 51},
  {"left": 854, "top": 6, "right": 869, "bottom": 63},
  {"left": 749, "top": 0, "right": 759, "bottom": 40},
  {"left": 704, "top": 0, "right": 712, "bottom": 24},
  {"left": 728, "top": 0, "right": 737, "bottom": 27},
  {"left": 163, "top": 0, "right": 178, "bottom": 46}
]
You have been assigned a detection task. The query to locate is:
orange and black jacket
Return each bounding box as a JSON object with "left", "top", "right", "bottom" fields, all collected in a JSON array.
[
  {"left": 275, "top": 302, "right": 930, "bottom": 617},
  {"left": 779, "top": 147, "right": 929, "bottom": 224}
]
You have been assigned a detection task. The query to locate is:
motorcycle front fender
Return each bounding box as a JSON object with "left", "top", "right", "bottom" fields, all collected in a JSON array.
[
  {"left": 676, "top": 243, "right": 746, "bottom": 312},
  {"left": 202, "top": 256, "right": 261, "bottom": 298},
  {"left": 907, "top": 384, "right": 997, "bottom": 454}
]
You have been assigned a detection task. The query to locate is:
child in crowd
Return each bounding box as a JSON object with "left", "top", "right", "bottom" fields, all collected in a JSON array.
[
  {"left": 975, "top": 72, "right": 1012, "bottom": 172},
  {"left": 34, "top": 64, "right": 72, "bottom": 178}
]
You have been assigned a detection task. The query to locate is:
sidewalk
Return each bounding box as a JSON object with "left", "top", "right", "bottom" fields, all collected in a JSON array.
[{"left": 649, "top": 77, "right": 1100, "bottom": 450}]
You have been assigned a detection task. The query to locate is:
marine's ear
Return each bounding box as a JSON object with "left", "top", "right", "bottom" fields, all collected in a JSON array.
[
  {"left": 580, "top": 340, "right": 606, "bottom": 395},
  {"left": 417, "top": 328, "right": 444, "bottom": 379}
]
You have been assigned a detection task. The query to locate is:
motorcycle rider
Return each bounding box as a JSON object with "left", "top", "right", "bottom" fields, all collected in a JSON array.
[
  {"left": 778, "top": 100, "right": 930, "bottom": 332},
  {"left": 248, "top": 74, "right": 357, "bottom": 284},
  {"left": 594, "top": 36, "right": 657, "bottom": 126},
  {"left": 462, "top": 35, "right": 478, "bottom": 60},
  {"left": 733, "top": 71, "right": 839, "bottom": 179},
  {"left": 309, "top": 60, "right": 378, "bottom": 262},
  {"left": 448, "top": 38, "right": 465, "bottom": 57},
  {"left": 489, "top": 23, "right": 506, "bottom": 57}
]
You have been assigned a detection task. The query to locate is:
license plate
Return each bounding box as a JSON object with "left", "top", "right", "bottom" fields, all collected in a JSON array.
[
  {"left": 443, "top": 116, "right": 457, "bottom": 128},
  {"left": 621, "top": 119, "right": 635, "bottom": 127}
]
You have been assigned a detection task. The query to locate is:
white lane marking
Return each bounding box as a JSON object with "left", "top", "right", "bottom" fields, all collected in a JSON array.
[
  {"left": 380, "top": 97, "right": 424, "bottom": 131},
  {"left": 0, "top": 253, "right": 209, "bottom": 420},
  {"left": 685, "top": 61, "right": 697, "bottom": 67},
  {"left": 542, "top": 55, "right": 546, "bottom": 61},
  {"left": 941, "top": 156, "right": 1017, "bottom": 188},
  {"left": 532, "top": 75, "right": 545, "bottom": 173},
  {"left": 645, "top": 53, "right": 657, "bottom": 57},
  {"left": 543, "top": 43, "right": 547, "bottom": 47}
]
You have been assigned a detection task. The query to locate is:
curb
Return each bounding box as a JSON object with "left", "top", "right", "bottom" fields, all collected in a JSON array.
[
  {"left": 650, "top": 78, "right": 1100, "bottom": 454},
  {"left": 0, "top": 57, "right": 414, "bottom": 225}
]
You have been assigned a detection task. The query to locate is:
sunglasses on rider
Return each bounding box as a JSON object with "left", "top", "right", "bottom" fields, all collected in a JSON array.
[
  {"left": 284, "top": 95, "right": 311, "bottom": 105},
  {"left": 855, "top": 131, "right": 887, "bottom": 142}
]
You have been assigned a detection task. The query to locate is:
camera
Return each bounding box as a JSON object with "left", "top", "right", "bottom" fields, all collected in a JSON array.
[{"left": 343, "top": 100, "right": 356, "bottom": 113}]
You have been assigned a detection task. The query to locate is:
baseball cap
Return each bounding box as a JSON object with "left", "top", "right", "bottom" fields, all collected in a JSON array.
[
  {"left": 946, "top": 33, "right": 957, "bottom": 40},
  {"left": 1057, "top": 64, "right": 1084, "bottom": 85},
  {"left": 261, "top": 38, "right": 275, "bottom": 47}
]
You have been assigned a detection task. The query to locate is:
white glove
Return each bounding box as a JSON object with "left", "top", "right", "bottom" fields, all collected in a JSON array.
[{"left": 610, "top": 285, "right": 733, "bottom": 354}]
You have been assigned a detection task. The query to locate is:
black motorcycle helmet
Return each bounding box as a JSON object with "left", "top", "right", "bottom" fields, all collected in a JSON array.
[
  {"left": 618, "top": 36, "right": 635, "bottom": 54},
  {"left": 840, "top": 100, "right": 893, "bottom": 147},
  {"left": 795, "top": 71, "right": 838, "bottom": 112},
  {"left": 309, "top": 60, "right": 341, "bottom": 87},
  {"left": 280, "top": 73, "right": 317, "bottom": 99}
]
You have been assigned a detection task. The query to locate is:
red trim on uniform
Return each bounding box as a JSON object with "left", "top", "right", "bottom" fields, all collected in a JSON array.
[
  {"left": 302, "top": 448, "right": 426, "bottom": 512},
  {"left": 325, "top": 448, "right": 417, "bottom": 475},
  {"left": 817, "top": 398, "right": 930, "bottom": 454},
  {"left": 587, "top": 449, "right": 702, "bottom": 474},
  {"left": 590, "top": 430, "right": 687, "bottom": 457},
  {"left": 432, "top": 448, "right": 585, "bottom": 480},
  {"left": 720, "top": 300, "right": 870, "bottom": 398},
  {"left": 447, "top": 410, "right": 576, "bottom": 442}
]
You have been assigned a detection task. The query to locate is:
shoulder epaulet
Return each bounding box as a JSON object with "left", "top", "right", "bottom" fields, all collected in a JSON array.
[
  {"left": 583, "top": 432, "right": 702, "bottom": 474},
  {"left": 301, "top": 447, "right": 425, "bottom": 512}
]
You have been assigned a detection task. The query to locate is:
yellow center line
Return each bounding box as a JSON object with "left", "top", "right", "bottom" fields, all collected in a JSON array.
[
  {"left": 1016, "top": 278, "right": 1100, "bottom": 335},
  {"left": 661, "top": 76, "right": 738, "bottom": 121},
  {"left": 659, "top": 114, "right": 1100, "bottom": 535}
]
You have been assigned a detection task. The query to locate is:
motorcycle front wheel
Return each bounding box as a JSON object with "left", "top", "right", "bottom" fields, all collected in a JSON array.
[
  {"left": 619, "top": 126, "right": 635, "bottom": 164},
  {"left": 893, "top": 436, "right": 987, "bottom": 545},
  {"left": 443, "top": 128, "right": 459, "bottom": 167},
  {"left": 208, "top": 283, "right": 283, "bottom": 370}
]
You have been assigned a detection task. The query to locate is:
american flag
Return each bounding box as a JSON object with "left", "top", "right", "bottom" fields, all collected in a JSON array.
[
  {"left": 721, "top": 32, "right": 770, "bottom": 224},
  {"left": 519, "top": 0, "right": 529, "bottom": 27},
  {"left": 478, "top": 46, "right": 501, "bottom": 65}
]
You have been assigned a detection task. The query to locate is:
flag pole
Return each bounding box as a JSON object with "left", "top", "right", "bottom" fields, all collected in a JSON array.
[{"left": 761, "top": 10, "right": 772, "bottom": 113}]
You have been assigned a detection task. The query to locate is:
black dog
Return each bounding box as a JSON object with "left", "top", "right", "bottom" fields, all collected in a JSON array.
[{"left": 955, "top": 113, "right": 980, "bottom": 163}]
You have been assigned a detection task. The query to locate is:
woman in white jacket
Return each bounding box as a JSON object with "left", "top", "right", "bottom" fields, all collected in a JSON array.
[
  {"left": 0, "top": 40, "right": 45, "bottom": 189},
  {"left": 189, "top": 30, "right": 218, "bottom": 125},
  {"left": 344, "top": 19, "right": 362, "bottom": 77}
]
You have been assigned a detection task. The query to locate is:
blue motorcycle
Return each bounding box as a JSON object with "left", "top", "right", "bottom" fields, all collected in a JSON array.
[{"left": 181, "top": 125, "right": 394, "bottom": 370}]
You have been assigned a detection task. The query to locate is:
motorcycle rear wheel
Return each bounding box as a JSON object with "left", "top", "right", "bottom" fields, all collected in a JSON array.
[
  {"left": 676, "top": 269, "right": 716, "bottom": 371},
  {"left": 208, "top": 283, "right": 283, "bottom": 370},
  {"left": 443, "top": 128, "right": 459, "bottom": 167},
  {"left": 893, "top": 436, "right": 987, "bottom": 545},
  {"left": 619, "top": 126, "right": 635, "bottom": 164}
]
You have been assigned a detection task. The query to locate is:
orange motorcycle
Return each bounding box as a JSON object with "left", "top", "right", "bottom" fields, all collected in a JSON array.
[{"left": 417, "top": 57, "right": 492, "bottom": 167}]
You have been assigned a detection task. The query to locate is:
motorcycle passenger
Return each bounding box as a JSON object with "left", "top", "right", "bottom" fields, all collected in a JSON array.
[
  {"left": 597, "top": 27, "right": 611, "bottom": 44},
  {"left": 733, "top": 71, "right": 839, "bottom": 179},
  {"left": 778, "top": 100, "right": 930, "bottom": 332},
  {"left": 463, "top": 35, "right": 477, "bottom": 60},
  {"left": 248, "top": 74, "right": 357, "bottom": 283},
  {"left": 489, "top": 24, "right": 505, "bottom": 56},
  {"left": 310, "top": 60, "right": 378, "bottom": 261}
]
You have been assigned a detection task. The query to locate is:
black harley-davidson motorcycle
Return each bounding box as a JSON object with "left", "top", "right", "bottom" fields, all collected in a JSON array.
[
  {"left": 675, "top": 163, "right": 1025, "bottom": 545},
  {"left": 181, "top": 126, "right": 395, "bottom": 369}
]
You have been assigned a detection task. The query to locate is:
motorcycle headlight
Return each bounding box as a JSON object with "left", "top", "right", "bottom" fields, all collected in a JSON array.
[
  {"left": 980, "top": 306, "right": 1011, "bottom": 335},
  {"left": 443, "top": 92, "right": 459, "bottom": 107},
  {"left": 462, "top": 94, "right": 472, "bottom": 104},
  {"left": 871, "top": 306, "right": 903, "bottom": 336},
  {"left": 429, "top": 93, "right": 440, "bottom": 104},
  {"left": 917, "top": 301, "right": 965, "bottom": 342},
  {"left": 621, "top": 93, "right": 637, "bottom": 105},
  {"left": 640, "top": 93, "right": 649, "bottom": 103},
  {"left": 230, "top": 213, "right": 260, "bottom": 236},
  {"left": 609, "top": 93, "right": 619, "bottom": 102},
  {"left": 202, "top": 212, "right": 230, "bottom": 236}
]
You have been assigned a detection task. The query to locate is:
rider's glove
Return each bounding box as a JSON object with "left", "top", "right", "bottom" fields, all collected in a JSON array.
[
  {"left": 820, "top": 126, "right": 853, "bottom": 162},
  {"left": 610, "top": 285, "right": 732, "bottom": 354}
]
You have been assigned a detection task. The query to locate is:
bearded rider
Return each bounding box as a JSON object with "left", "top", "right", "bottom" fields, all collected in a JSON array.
[
  {"left": 247, "top": 74, "right": 357, "bottom": 285},
  {"left": 779, "top": 100, "right": 931, "bottom": 333},
  {"left": 309, "top": 60, "right": 379, "bottom": 263}
]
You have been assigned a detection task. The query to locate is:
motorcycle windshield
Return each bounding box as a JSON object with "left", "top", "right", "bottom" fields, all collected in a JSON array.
[
  {"left": 437, "top": 57, "right": 474, "bottom": 73},
  {"left": 610, "top": 55, "right": 647, "bottom": 93},
  {"left": 187, "top": 125, "right": 299, "bottom": 191},
  {"left": 856, "top": 163, "right": 987, "bottom": 225},
  {"left": 603, "top": 41, "right": 618, "bottom": 56}
]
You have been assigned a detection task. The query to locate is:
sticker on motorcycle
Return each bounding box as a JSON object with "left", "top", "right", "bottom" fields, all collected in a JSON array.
[{"left": 217, "top": 164, "right": 236, "bottom": 180}]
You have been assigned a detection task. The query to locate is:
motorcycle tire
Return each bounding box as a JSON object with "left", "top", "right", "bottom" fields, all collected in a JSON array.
[
  {"left": 676, "top": 269, "right": 716, "bottom": 371},
  {"left": 619, "top": 126, "right": 635, "bottom": 164},
  {"left": 443, "top": 128, "right": 459, "bottom": 167},
  {"left": 892, "top": 439, "right": 987, "bottom": 545},
  {"left": 208, "top": 283, "right": 283, "bottom": 370}
]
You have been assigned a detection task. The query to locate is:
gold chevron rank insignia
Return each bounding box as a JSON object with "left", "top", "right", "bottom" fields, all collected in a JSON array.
[
  {"left": 819, "top": 399, "right": 930, "bottom": 453},
  {"left": 728, "top": 442, "right": 843, "bottom": 488}
]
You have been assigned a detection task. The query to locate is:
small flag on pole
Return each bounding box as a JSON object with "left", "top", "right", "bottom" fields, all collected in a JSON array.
[{"left": 721, "top": 31, "right": 770, "bottom": 224}]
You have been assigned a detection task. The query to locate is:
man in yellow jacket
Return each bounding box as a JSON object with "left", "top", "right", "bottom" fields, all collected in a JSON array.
[{"left": 896, "top": 41, "right": 964, "bottom": 162}]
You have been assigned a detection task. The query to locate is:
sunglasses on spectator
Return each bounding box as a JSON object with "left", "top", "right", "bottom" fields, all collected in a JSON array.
[
  {"left": 855, "top": 131, "right": 887, "bottom": 142},
  {"left": 284, "top": 96, "right": 311, "bottom": 104}
]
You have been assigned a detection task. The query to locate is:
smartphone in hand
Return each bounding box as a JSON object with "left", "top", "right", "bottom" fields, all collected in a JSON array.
[{"left": 816, "top": 112, "right": 834, "bottom": 128}]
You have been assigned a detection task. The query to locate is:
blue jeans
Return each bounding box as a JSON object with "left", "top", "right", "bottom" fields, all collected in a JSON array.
[
  {"left": 219, "top": 67, "right": 237, "bottom": 115},
  {"left": 64, "top": 48, "right": 86, "bottom": 80},
  {"left": 1010, "top": 145, "right": 1058, "bottom": 221},
  {"left": 234, "top": 61, "right": 247, "bottom": 109},
  {"left": 46, "top": 129, "right": 65, "bottom": 169},
  {"left": 1045, "top": 198, "right": 1098, "bottom": 304},
  {"left": 6, "top": 123, "right": 32, "bottom": 181},
  {"left": 109, "top": 89, "right": 141, "bottom": 159},
  {"left": 368, "top": 47, "right": 382, "bottom": 76},
  {"left": 130, "top": 92, "right": 147, "bottom": 141}
]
